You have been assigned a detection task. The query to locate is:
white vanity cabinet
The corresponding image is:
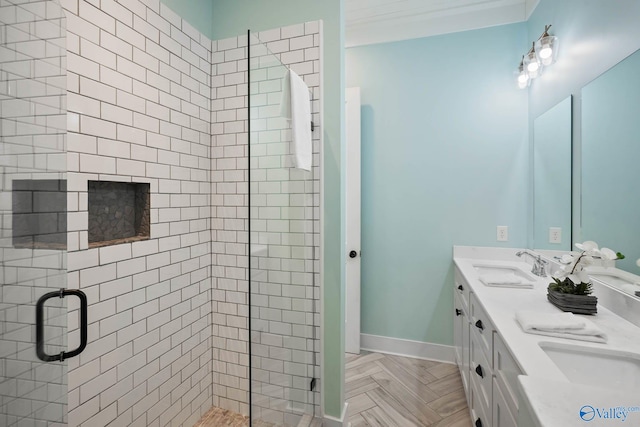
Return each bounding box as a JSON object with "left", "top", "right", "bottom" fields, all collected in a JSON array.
[{"left": 454, "top": 266, "right": 522, "bottom": 427}]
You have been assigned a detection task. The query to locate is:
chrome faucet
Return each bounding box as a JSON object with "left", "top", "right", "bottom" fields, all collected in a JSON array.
[{"left": 516, "top": 250, "right": 548, "bottom": 277}]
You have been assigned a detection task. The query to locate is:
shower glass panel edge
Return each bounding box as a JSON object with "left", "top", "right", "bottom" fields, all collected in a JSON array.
[
  {"left": 0, "top": 1, "right": 69, "bottom": 426},
  {"left": 248, "top": 31, "right": 319, "bottom": 427}
]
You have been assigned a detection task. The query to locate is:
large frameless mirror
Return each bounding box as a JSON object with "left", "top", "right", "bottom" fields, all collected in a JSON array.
[
  {"left": 533, "top": 96, "right": 572, "bottom": 251},
  {"left": 581, "top": 49, "right": 640, "bottom": 283}
]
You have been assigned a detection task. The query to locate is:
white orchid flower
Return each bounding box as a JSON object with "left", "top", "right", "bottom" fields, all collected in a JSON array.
[
  {"left": 568, "top": 268, "right": 590, "bottom": 284},
  {"left": 552, "top": 269, "right": 568, "bottom": 280},
  {"left": 575, "top": 241, "right": 599, "bottom": 255},
  {"left": 560, "top": 254, "right": 574, "bottom": 264},
  {"left": 580, "top": 256, "right": 595, "bottom": 266},
  {"left": 578, "top": 269, "right": 591, "bottom": 283},
  {"left": 600, "top": 247, "right": 618, "bottom": 268}
]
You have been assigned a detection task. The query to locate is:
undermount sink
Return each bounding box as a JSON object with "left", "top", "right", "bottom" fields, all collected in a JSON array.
[
  {"left": 539, "top": 342, "right": 640, "bottom": 390},
  {"left": 473, "top": 264, "right": 536, "bottom": 282}
]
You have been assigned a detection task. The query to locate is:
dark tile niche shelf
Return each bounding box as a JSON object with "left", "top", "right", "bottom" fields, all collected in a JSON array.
[{"left": 88, "top": 181, "right": 150, "bottom": 248}]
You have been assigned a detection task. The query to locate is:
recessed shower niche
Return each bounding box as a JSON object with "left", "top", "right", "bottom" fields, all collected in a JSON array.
[{"left": 88, "top": 181, "right": 150, "bottom": 248}]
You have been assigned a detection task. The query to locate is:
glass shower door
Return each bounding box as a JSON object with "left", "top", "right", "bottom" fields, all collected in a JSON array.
[
  {"left": 248, "top": 32, "right": 319, "bottom": 426},
  {"left": 1, "top": 1, "right": 70, "bottom": 425}
]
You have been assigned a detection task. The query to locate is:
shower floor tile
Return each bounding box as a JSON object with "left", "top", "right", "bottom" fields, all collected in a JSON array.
[{"left": 194, "top": 406, "right": 249, "bottom": 427}]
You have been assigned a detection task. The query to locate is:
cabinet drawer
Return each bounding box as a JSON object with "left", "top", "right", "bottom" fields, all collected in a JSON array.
[
  {"left": 454, "top": 267, "right": 471, "bottom": 312},
  {"left": 470, "top": 293, "right": 494, "bottom": 363},
  {"left": 493, "top": 332, "right": 523, "bottom": 415},
  {"left": 493, "top": 378, "right": 518, "bottom": 427},
  {"left": 470, "top": 371, "right": 491, "bottom": 427},
  {"left": 470, "top": 329, "right": 492, "bottom": 413}
]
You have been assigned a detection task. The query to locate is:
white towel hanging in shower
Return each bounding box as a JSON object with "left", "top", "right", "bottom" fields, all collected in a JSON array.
[{"left": 280, "top": 69, "right": 312, "bottom": 172}]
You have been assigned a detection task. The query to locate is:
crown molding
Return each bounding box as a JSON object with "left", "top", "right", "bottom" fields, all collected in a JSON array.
[{"left": 346, "top": 0, "right": 535, "bottom": 47}]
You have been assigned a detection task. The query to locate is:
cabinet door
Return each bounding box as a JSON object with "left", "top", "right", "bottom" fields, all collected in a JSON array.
[
  {"left": 493, "top": 378, "right": 518, "bottom": 427},
  {"left": 454, "top": 267, "right": 471, "bottom": 312},
  {"left": 454, "top": 291, "right": 465, "bottom": 365},
  {"left": 470, "top": 373, "right": 491, "bottom": 427},
  {"left": 470, "top": 293, "right": 495, "bottom": 364},
  {"left": 470, "top": 329, "right": 493, "bottom": 414},
  {"left": 494, "top": 332, "right": 523, "bottom": 416},
  {"left": 462, "top": 311, "right": 471, "bottom": 402}
]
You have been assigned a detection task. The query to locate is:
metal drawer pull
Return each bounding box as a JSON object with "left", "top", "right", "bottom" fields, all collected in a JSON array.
[
  {"left": 475, "top": 364, "right": 484, "bottom": 378},
  {"left": 475, "top": 319, "right": 484, "bottom": 331},
  {"left": 455, "top": 309, "right": 462, "bottom": 316},
  {"left": 457, "top": 284, "right": 464, "bottom": 291},
  {"left": 475, "top": 418, "right": 483, "bottom": 427},
  {"left": 36, "top": 289, "right": 88, "bottom": 362}
]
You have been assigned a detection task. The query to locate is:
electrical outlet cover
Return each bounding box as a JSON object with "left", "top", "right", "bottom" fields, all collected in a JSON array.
[
  {"left": 549, "top": 227, "right": 562, "bottom": 244},
  {"left": 497, "top": 226, "right": 508, "bottom": 242}
]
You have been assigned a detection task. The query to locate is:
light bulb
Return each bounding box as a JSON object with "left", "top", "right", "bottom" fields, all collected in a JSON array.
[
  {"left": 517, "top": 73, "right": 529, "bottom": 84},
  {"left": 517, "top": 76, "right": 529, "bottom": 89},
  {"left": 535, "top": 34, "right": 558, "bottom": 66},
  {"left": 527, "top": 61, "right": 539, "bottom": 73},
  {"left": 539, "top": 45, "right": 553, "bottom": 59}
]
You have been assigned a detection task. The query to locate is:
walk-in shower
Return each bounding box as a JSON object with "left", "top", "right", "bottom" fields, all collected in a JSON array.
[
  {"left": 0, "top": 1, "right": 322, "bottom": 425},
  {"left": 248, "top": 31, "right": 321, "bottom": 426}
]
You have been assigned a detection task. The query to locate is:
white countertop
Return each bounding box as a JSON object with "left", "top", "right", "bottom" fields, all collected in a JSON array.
[{"left": 453, "top": 246, "right": 640, "bottom": 427}]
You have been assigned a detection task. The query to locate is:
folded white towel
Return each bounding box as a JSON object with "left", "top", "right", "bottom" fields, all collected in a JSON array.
[
  {"left": 479, "top": 273, "right": 522, "bottom": 285},
  {"left": 515, "top": 310, "right": 608, "bottom": 343},
  {"left": 280, "top": 69, "right": 312, "bottom": 171},
  {"left": 516, "top": 310, "right": 585, "bottom": 331},
  {"left": 479, "top": 273, "right": 532, "bottom": 288}
]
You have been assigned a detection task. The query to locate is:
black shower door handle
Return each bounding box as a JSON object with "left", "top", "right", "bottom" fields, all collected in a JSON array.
[{"left": 36, "top": 289, "right": 88, "bottom": 362}]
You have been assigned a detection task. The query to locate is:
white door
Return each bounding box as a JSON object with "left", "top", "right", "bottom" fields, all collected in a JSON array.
[{"left": 345, "top": 87, "right": 361, "bottom": 354}]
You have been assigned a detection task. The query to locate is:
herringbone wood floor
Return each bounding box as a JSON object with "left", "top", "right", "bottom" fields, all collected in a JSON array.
[
  {"left": 195, "top": 352, "right": 470, "bottom": 426},
  {"left": 346, "top": 352, "right": 471, "bottom": 427}
]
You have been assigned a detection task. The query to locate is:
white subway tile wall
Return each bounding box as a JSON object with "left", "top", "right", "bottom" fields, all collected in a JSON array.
[
  {"left": 1, "top": 0, "right": 322, "bottom": 425},
  {"left": 1, "top": 0, "right": 68, "bottom": 426},
  {"left": 62, "top": 1, "right": 213, "bottom": 426},
  {"left": 210, "top": 23, "right": 321, "bottom": 425}
]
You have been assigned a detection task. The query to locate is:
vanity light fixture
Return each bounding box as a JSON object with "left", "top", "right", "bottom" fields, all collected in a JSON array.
[
  {"left": 516, "top": 56, "right": 530, "bottom": 89},
  {"left": 524, "top": 42, "right": 542, "bottom": 79},
  {"left": 516, "top": 24, "right": 558, "bottom": 89},
  {"left": 535, "top": 25, "right": 559, "bottom": 66}
]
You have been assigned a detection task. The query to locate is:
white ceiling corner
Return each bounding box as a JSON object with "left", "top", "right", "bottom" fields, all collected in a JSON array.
[{"left": 346, "top": 0, "right": 536, "bottom": 48}]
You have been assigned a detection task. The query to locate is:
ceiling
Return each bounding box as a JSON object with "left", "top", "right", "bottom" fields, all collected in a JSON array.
[{"left": 346, "top": 0, "right": 540, "bottom": 47}]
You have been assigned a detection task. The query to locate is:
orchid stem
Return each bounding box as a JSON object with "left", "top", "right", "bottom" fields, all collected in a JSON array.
[{"left": 570, "top": 252, "right": 586, "bottom": 275}]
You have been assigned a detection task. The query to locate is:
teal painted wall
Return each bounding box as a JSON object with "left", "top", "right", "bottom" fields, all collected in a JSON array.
[
  {"left": 159, "top": 0, "right": 214, "bottom": 38},
  {"left": 346, "top": 24, "right": 529, "bottom": 345},
  {"left": 209, "top": 0, "right": 346, "bottom": 419}
]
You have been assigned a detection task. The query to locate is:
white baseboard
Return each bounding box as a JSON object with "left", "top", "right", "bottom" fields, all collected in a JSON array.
[
  {"left": 323, "top": 402, "right": 349, "bottom": 427},
  {"left": 360, "top": 333, "right": 455, "bottom": 364}
]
